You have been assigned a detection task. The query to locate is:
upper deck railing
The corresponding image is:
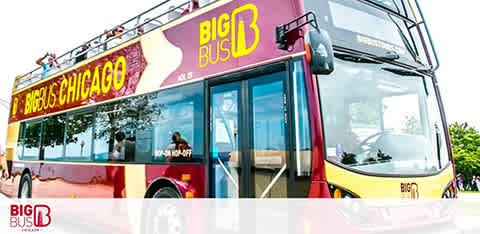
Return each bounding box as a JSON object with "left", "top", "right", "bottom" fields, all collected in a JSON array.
[{"left": 14, "top": 0, "right": 217, "bottom": 92}]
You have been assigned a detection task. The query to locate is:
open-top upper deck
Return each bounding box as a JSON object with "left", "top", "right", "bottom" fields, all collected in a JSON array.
[
  {"left": 14, "top": 0, "right": 197, "bottom": 92},
  {"left": 9, "top": 0, "right": 307, "bottom": 123},
  {"left": 9, "top": 0, "right": 438, "bottom": 124}
]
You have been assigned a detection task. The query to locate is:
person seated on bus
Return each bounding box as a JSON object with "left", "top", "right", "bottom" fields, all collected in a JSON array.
[
  {"left": 124, "top": 136, "right": 136, "bottom": 162},
  {"left": 104, "top": 26, "right": 125, "bottom": 49},
  {"left": 110, "top": 131, "right": 135, "bottom": 162},
  {"left": 181, "top": 0, "right": 199, "bottom": 15},
  {"left": 111, "top": 132, "right": 125, "bottom": 161},
  {"left": 74, "top": 43, "right": 91, "bottom": 64},
  {"left": 36, "top": 52, "right": 61, "bottom": 78},
  {"left": 165, "top": 132, "right": 192, "bottom": 162}
]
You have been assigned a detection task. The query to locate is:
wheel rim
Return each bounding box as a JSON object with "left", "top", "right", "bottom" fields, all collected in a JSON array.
[{"left": 21, "top": 181, "right": 29, "bottom": 198}]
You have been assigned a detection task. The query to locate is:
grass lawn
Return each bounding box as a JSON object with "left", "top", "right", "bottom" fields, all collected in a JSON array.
[{"left": 459, "top": 190, "right": 480, "bottom": 194}]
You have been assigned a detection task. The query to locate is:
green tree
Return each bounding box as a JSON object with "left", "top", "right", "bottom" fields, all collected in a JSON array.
[
  {"left": 24, "top": 114, "right": 92, "bottom": 148},
  {"left": 95, "top": 94, "right": 165, "bottom": 153},
  {"left": 449, "top": 122, "right": 480, "bottom": 189}
]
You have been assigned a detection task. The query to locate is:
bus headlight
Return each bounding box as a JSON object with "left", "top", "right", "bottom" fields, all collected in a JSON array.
[{"left": 328, "top": 184, "right": 360, "bottom": 198}]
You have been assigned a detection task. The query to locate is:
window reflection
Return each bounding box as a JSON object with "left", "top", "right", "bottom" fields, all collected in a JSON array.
[
  {"left": 42, "top": 114, "right": 66, "bottom": 160},
  {"left": 65, "top": 112, "right": 93, "bottom": 160},
  {"left": 94, "top": 99, "right": 138, "bottom": 162},
  {"left": 93, "top": 82, "right": 203, "bottom": 163},
  {"left": 17, "top": 82, "right": 204, "bottom": 164},
  {"left": 23, "top": 121, "right": 42, "bottom": 159},
  {"left": 211, "top": 84, "right": 240, "bottom": 198},
  {"left": 151, "top": 101, "right": 194, "bottom": 162},
  {"left": 147, "top": 83, "right": 204, "bottom": 163},
  {"left": 251, "top": 77, "right": 288, "bottom": 198}
]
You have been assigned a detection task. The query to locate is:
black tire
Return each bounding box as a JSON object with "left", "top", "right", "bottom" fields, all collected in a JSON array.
[
  {"left": 143, "top": 187, "right": 184, "bottom": 234},
  {"left": 18, "top": 173, "right": 32, "bottom": 199},
  {"left": 153, "top": 187, "right": 182, "bottom": 198}
]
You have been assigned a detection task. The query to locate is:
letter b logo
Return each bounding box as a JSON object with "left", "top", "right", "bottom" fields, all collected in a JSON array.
[
  {"left": 34, "top": 205, "right": 51, "bottom": 227},
  {"left": 231, "top": 4, "right": 259, "bottom": 58}
]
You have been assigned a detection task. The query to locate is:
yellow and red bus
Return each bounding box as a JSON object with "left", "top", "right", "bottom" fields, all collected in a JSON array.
[{"left": 0, "top": 0, "right": 456, "bottom": 199}]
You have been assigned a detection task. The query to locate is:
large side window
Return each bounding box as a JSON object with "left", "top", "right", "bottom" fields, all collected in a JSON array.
[
  {"left": 41, "top": 114, "right": 66, "bottom": 160},
  {"left": 146, "top": 82, "right": 204, "bottom": 163},
  {"left": 65, "top": 111, "right": 94, "bottom": 160},
  {"left": 23, "top": 121, "right": 42, "bottom": 159},
  {"left": 93, "top": 82, "right": 204, "bottom": 163}
]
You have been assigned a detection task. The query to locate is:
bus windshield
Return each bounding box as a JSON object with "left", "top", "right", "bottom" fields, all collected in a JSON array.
[
  {"left": 304, "top": 0, "right": 420, "bottom": 64},
  {"left": 317, "top": 57, "right": 450, "bottom": 176}
]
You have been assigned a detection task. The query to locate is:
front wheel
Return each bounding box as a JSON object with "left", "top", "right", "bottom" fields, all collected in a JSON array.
[
  {"left": 18, "top": 173, "right": 32, "bottom": 198},
  {"left": 143, "top": 187, "right": 184, "bottom": 234}
]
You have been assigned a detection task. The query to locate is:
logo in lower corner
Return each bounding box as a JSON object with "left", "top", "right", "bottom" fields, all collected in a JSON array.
[{"left": 9, "top": 204, "right": 52, "bottom": 232}]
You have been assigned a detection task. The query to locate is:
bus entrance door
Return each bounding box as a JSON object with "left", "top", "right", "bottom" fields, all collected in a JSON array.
[{"left": 209, "top": 71, "right": 290, "bottom": 198}]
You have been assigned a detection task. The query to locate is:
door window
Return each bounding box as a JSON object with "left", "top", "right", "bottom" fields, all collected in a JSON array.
[
  {"left": 250, "top": 78, "right": 288, "bottom": 198},
  {"left": 211, "top": 83, "right": 241, "bottom": 198},
  {"left": 209, "top": 71, "right": 292, "bottom": 198}
]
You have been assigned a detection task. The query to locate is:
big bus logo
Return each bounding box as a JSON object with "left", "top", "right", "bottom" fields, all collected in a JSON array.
[
  {"left": 400, "top": 182, "right": 419, "bottom": 199},
  {"left": 10, "top": 204, "right": 52, "bottom": 232},
  {"left": 198, "top": 3, "right": 260, "bottom": 68}
]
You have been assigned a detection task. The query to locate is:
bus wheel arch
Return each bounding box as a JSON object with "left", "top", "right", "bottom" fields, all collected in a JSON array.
[
  {"left": 18, "top": 169, "right": 32, "bottom": 198},
  {"left": 145, "top": 178, "right": 182, "bottom": 198}
]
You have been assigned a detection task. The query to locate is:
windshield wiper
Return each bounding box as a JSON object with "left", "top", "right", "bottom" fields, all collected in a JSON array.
[
  {"left": 335, "top": 52, "right": 381, "bottom": 64},
  {"left": 335, "top": 50, "right": 401, "bottom": 64},
  {"left": 382, "top": 67, "right": 422, "bottom": 76},
  {"left": 377, "top": 51, "right": 400, "bottom": 61},
  {"left": 382, "top": 67, "right": 429, "bottom": 96}
]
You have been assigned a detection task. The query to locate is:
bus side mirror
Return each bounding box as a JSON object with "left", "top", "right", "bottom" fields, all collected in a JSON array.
[{"left": 306, "top": 30, "right": 334, "bottom": 75}]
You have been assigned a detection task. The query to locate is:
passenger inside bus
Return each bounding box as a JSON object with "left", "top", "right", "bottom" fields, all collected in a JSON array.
[
  {"left": 111, "top": 131, "right": 135, "bottom": 162},
  {"left": 165, "top": 132, "right": 192, "bottom": 162}
]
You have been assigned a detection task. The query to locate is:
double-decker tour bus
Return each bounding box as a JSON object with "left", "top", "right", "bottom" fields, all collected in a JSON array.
[{"left": 0, "top": 0, "right": 456, "bottom": 199}]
